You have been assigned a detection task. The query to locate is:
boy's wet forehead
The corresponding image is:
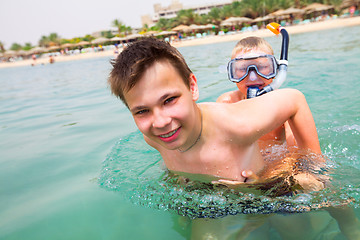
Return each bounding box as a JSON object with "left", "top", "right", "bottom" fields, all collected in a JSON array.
[
  {"left": 124, "top": 61, "right": 190, "bottom": 110},
  {"left": 233, "top": 47, "right": 272, "bottom": 59}
]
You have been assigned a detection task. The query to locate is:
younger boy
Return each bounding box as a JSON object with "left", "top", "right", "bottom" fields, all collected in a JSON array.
[
  {"left": 108, "top": 37, "right": 321, "bottom": 183},
  {"left": 217, "top": 36, "right": 297, "bottom": 149}
]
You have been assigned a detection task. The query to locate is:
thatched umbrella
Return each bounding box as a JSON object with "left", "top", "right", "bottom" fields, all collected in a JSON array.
[
  {"left": 144, "top": 31, "right": 159, "bottom": 36},
  {"left": 4, "top": 50, "right": 17, "bottom": 57},
  {"left": 92, "top": 37, "right": 110, "bottom": 44},
  {"left": 29, "top": 46, "right": 46, "bottom": 54},
  {"left": 124, "top": 34, "right": 144, "bottom": 41},
  {"left": 61, "top": 43, "right": 75, "bottom": 49},
  {"left": 220, "top": 17, "right": 253, "bottom": 26},
  {"left": 76, "top": 41, "right": 91, "bottom": 46},
  {"left": 303, "top": 3, "right": 334, "bottom": 14},
  {"left": 252, "top": 15, "right": 274, "bottom": 23},
  {"left": 341, "top": 0, "right": 360, "bottom": 8},
  {"left": 282, "top": 7, "right": 305, "bottom": 15},
  {"left": 154, "top": 31, "right": 177, "bottom": 36},
  {"left": 172, "top": 24, "right": 191, "bottom": 32},
  {"left": 47, "top": 45, "right": 61, "bottom": 51},
  {"left": 110, "top": 36, "right": 123, "bottom": 42}
]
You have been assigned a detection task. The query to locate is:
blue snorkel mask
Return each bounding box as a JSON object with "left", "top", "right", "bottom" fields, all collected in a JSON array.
[{"left": 227, "top": 22, "right": 289, "bottom": 99}]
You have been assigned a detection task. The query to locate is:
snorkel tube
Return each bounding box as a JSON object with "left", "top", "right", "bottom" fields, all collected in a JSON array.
[{"left": 247, "top": 22, "right": 289, "bottom": 98}]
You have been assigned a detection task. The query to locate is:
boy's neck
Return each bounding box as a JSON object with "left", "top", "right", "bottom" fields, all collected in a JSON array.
[{"left": 178, "top": 107, "right": 202, "bottom": 153}]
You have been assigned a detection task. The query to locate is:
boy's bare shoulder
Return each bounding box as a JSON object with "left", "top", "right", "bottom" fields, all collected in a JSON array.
[{"left": 216, "top": 90, "right": 243, "bottom": 103}]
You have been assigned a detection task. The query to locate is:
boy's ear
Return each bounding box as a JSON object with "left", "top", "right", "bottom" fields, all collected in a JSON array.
[{"left": 189, "top": 73, "right": 199, "bottom": 101}]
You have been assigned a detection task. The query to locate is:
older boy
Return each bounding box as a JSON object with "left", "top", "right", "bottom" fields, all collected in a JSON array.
[{"left": 109, "top": 37, "right": 321, "bottom": 183}]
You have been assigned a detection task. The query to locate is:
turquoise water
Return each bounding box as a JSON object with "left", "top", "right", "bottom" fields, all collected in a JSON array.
[{"left": 1, "top": 26, "right": 359, "bottom": 239}]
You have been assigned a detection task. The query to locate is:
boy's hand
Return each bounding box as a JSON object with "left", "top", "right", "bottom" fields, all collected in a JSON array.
[{"left": 211, "top": 170, "right": 260, "bottom": 188}]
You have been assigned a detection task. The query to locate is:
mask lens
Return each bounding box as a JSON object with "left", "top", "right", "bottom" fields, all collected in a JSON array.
[{"left": 228, "top": 55, "right": 277, "bottom": 82}]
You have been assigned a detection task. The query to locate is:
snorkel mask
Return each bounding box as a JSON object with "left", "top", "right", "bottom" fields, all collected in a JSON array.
[{"left": 227, "top": 22, "right": 289, "bottom": 99}]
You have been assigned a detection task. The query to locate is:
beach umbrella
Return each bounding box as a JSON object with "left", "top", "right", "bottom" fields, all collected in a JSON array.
[
  {"left": 17, "top": 50, "right": 28, "bottom": 56},
  {"left": 303, "top": 3, "right": 334, "bottom": 14},
  {"left": 252, "top": 15, "right": 274, "bottom": 23},
  {"left": 124, "top": 34, "right": 144, "bottom": 41},
  {"left": 29, "top": 46, "right": 46, "bottom": 54},
  {"left": 144, "top": 31, "right": 159, "bottom": 36},
  {"left": 204, "top": 24, "right": 217, "bottom": 29},
  {"left": 270, "top": 9, "right": 285, "bottom": 17},
  {"left": 76, "top": 41, "right": 91, "bottom": 46},
  {"left": 172, "top": 24, "right": 191, "bottom": 32},
  {"left": 281, "top": 7, "right": 305, "bottom": 15},
  {"left": 61, "top": 43, "right": 75, "bottom": 48},
  {"left": 4, "top": 50, "right": 16, "bottom": 57},
  {"left": 341, "top": 0, "right": 360, "bottom": 8},
  {"left": 110, "top": 36, "right": 122, "bottom": 42},
  {"left": 47, "top": 45, "right": 61, "bottom": 51},
  {"left": 189, "top": 24, "right": 202, "bottom": 31},
  {"left": 154, "top": 31, "right": 177, "bottom": 36},
  {"left": 220, "top": 17, "right": 253, "bottom": 26},
  {"left": 92, "top": 37, "right": 110, "bottom": 44}
]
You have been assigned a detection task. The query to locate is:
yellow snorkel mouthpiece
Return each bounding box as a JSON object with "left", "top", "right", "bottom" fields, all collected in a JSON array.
[{"left": 266, "top": 22, "right": 282, "bottom": 35}]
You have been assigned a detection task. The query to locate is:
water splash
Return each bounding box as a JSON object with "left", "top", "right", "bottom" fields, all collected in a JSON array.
[{"left": 98, "top": 131, "right": 360, "bottom": 219}]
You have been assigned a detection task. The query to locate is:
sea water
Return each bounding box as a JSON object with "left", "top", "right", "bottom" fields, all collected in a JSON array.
[{"left": 1, "top": 25, "right": 359, "bottom": 239}]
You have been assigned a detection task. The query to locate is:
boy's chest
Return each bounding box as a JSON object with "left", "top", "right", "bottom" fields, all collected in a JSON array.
[{"left": 162, "top": 142, "right": 265, "bottom": 181}]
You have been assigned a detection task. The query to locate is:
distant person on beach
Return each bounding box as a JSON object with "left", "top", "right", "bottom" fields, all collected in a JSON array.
[
  {"left": 217, "top": 36, "right": 296, "bottom": 150},
  {"left": 49, "top": 55, "right": 55, "bottom": 64},
  {"left": 31, "top": 54, "right": 36, "bottom": 66},
  {"left": 350, "top": 5, "right": 356, "bottom": 17}
]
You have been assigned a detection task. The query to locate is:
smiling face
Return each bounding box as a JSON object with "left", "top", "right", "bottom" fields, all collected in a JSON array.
[
  {"left": 233, "top": 48, "right": 274, "bottom": 98},
  {"left": 124, "top": 60, "right": 200, "bottom": 151}
]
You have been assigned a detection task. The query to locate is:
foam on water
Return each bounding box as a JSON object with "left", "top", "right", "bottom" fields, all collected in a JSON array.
[{"left": 98, "top": 131, "right": 360, "bottom": 219}]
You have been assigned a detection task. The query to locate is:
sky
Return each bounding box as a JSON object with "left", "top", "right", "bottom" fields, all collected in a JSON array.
[{"left": 0, "top": 0, "right": 221, "bottom": 48}]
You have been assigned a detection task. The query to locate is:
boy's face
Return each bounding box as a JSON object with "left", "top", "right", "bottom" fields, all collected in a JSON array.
[
  {"left": 232, "top": 48, "right": 274, "bottom": 98},
  {"left": 124, "top": 60, "right": 199, "bottom": 151}
]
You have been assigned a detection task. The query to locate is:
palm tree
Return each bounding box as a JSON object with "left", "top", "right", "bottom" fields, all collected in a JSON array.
[
  {"left": 207, "top": 7, "right": 223, "bottom": 25},
  {"left": 175, "top": 9, "right": 200, "bottom": 26},
  {"left": 112, "top": 19, "right": 124, "bottom": 36},
  {"left": 156, "top": 18, "right": 171, "bottom": 31}
]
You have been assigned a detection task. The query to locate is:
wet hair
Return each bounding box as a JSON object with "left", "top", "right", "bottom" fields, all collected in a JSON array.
[
  {"left": 231, "top": 36, "right": 274, "bottom": 58},
  {"left": 108, "top": 38, "right": 192, "bottom": 107}
]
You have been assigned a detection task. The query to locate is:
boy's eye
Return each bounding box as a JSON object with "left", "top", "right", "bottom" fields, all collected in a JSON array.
[
  {"left": 135, "top": 109, "right": 148, "bottom": 115},
  {"left": 164, "top": 96, "right": 177, "bottom": 104}
]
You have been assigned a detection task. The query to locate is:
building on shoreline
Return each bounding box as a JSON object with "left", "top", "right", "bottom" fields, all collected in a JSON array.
[{"left": 141, "top": 0, "right": 236, "bottom": 27}]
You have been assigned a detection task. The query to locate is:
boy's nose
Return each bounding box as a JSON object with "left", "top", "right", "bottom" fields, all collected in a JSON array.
[
  {"left": 152, "top": 111, "right": 171, "bottom": 128},
  {"left": 248, "top": 70, "right": 260, "bottom": 81}
]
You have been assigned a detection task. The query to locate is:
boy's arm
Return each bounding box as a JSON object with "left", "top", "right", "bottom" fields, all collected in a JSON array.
[
  {"left": 216, "top": 90, "right": 242, "bottom": 103},
  {"left": 229, "top": 88, "right": 321, "bottom": 155}
]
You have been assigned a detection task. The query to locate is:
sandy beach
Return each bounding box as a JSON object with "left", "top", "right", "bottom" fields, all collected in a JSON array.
[{"left": 1, "top": 16, "right": 359, "bottom": 69}]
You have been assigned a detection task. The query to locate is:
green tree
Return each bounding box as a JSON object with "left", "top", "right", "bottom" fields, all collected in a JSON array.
[
  {"left": 207, "top": 7, "right": 223, "bottom": 25},
  {"left": 156, "top": 18, "right": 172, "bottom": 30},
  {"left": 10, "top": 43, "right": 22, "bottom": 51},
  {"left": 38, "top": 33, "right": 61, "bottom": 47},
  {"left": 22, "top": 42, "right": 33, "bottom": 51},
  {"left": 175, "top": 9, "right": 200, "bottom": 25},
  {"left": 112, "top": 19, "right": 125, "bottom": 36}
]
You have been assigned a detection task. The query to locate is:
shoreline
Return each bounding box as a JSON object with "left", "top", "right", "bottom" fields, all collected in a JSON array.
[{"left": 1, "top": 16, "right": 360, "bottom": 69}]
